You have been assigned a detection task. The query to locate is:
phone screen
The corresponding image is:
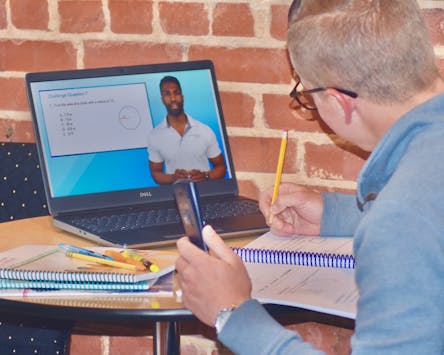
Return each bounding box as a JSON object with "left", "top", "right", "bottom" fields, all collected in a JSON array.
[{"left": 173, "top": 180, "right": 208, "bottom": 251}]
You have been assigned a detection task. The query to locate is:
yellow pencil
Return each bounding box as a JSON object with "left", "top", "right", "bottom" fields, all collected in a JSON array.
[
  {"left": 269, "top": 131, "right": 288, "bottom": 224},
  {"left": 66, "top": 251, "right": 137, "bottom": 271}
]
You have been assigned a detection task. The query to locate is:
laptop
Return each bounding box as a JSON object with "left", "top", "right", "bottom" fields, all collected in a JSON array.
[{"left": 25, "top": 60, "right": 269, "bottom": 248}]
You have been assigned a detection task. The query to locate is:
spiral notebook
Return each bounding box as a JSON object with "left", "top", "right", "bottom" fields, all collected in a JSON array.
[
  {"left": 0, "top": 272, "right": 174, "bottom": 297},
  {"left": 233, "top": 232, "right": 355, "bottom": 269},
  {"left": 0, "top": 245, "right": 176, "bottom": 284},
  {"left": 239, "top": 233, "right": 358, "bottom": 319},
  {"left": 0, "top": 278, "right": 154, "bottom": 291}
]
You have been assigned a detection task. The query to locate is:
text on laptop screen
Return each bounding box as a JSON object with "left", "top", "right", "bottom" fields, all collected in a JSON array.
[{"left": 30, "top": 68, "right": 232, "bottom": 198}]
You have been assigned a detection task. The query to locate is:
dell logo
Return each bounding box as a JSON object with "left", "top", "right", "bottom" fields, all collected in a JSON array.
[{"left": 139, "top": 191, "right": 152, "bottom": 198}]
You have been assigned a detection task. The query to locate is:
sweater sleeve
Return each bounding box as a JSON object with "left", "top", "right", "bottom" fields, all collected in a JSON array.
[
  {"left": 320, "top": 192, "right": 361, "bottom": 237},
  {"left": 218, "top": 299, "right": 325, "bottom": 355}
]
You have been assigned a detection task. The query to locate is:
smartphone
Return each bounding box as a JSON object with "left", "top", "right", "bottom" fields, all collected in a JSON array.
[{"left": 173, "top": 180, "right": 208, "bottom": 251}]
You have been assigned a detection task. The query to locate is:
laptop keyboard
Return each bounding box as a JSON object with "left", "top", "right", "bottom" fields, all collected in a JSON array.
[{"left": 69, "top": 198, "right": 261, "bottom": 234}]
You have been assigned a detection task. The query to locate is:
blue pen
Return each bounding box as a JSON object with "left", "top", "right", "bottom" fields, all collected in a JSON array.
[{"left": 58, "top": 243, "right": 114, "bottom": 261}]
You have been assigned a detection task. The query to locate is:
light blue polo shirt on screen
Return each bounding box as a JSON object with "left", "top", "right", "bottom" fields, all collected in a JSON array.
[{"left": 147, "top": 115, "right": 221, "bottom": 174}]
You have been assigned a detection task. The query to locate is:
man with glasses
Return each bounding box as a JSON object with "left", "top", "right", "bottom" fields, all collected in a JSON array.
[
  {"left": 175, "top": 0, "right": 444, "bottom": 353},
  {"left": 290, "top": 74, "right": 358, "bottom": 111}
]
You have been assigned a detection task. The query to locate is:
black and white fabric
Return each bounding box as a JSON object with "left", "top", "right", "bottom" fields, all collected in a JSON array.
[{"left": 0, "top": 142, "right": 70, "bottom": 354}]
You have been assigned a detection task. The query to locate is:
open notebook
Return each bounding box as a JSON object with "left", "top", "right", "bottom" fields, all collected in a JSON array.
[{"left": 25, "top": 60, "right": 268, "bottom": 248}]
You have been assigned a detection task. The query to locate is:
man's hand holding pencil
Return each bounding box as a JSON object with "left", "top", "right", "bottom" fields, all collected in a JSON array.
[{"left": 258, "top": 131, "right": 323, "bottom": 237}]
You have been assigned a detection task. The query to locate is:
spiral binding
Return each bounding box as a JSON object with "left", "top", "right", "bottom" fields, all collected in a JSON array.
[
  {"left": 0, "top": 278, "right": 150, "bottom": 290},
  {"left": 0, "top": 269, "right": 136, "bottom": 283},
  {"left": 232, "top": 247, "right": 355, "bottom": 269}
]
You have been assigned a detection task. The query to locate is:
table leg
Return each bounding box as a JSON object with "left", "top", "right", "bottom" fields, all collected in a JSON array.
[{"left": 154, "top": 321, "right": 180, "bottom": 355}]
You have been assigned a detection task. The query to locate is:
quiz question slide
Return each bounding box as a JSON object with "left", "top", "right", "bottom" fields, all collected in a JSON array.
[{"left": 40, "top": 83, "right": 153, "bottom": 157}]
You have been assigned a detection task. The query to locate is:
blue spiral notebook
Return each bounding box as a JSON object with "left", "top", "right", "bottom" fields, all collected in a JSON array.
[
  {"left": 233, "top": 233, "right": 355, "bottom": 269},
  {"left": 238, "top": 233, "right": 358, "bottom": 319}
]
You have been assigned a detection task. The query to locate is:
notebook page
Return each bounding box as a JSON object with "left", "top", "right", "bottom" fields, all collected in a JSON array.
[
  {"left": 247, "top": 263, "right": 358, "bottom": 319},
  {"left": 245, "top": 232, "right": 353, "bottom": 255},
  {"left": 244, "top": 232, "right": 357, "bottom": 319}
]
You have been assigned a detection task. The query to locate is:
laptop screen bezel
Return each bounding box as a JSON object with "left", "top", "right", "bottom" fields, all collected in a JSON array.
[{"left": 25, "top": 60, "right": 239, "bottom": 214}]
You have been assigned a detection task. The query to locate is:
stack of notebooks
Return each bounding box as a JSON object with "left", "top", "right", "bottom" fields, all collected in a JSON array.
[
  {"left": 0, "top": 244, "right": 177, "bottom": 297},
  {"left": 0, "top": 233, "right": 358, "bottom": 319}
]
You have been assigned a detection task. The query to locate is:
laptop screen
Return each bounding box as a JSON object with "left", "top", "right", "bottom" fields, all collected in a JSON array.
[{"left": 26, "top": 61, "right": 238, "bottom": 214}]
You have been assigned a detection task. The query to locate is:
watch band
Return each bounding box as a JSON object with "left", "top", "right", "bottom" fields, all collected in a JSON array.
[{"left": 214, "top": 305, "right": 237, "bottom": 335}]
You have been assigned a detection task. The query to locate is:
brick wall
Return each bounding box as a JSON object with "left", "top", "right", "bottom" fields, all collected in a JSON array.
[
  {"left": 0, "top": 1, "right": 443, "bottom": 354},
  {"left": 1, "top": 0, "right": 443, "bottom": 198}
]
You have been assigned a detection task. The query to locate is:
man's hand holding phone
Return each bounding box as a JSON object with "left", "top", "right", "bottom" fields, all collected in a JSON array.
[{"left": 175, "top": 224, "right": 251, "bottom": 327}]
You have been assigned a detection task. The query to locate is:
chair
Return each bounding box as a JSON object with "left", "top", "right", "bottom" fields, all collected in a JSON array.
[
  {"left": 0, "top": 142, "right": 48, "bottom": 222},
  {"left": 0, "top": 142, "right": 71, "bottom": 354}
]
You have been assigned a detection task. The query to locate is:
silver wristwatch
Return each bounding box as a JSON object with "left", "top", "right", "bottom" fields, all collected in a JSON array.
[{"left": 214, "top": 306, "right": 237, "bottom": 335}]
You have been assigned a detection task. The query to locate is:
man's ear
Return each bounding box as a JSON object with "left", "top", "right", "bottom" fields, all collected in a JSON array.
[{"left": 325, "top": 88, "right": 356, "bottom": 124}]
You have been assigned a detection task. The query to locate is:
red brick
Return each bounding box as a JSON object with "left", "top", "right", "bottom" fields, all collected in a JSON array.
[
  {"left": 219, "top": 91, "right": 254, "bottom": 127},
  {"left": 286, "top": 322, "right": 352, "bottom": 354},
  {"left": 0, "top": 77, "right": 28, "bottom": 111},
  {"left": 213, "top": 3, "right": 254, "bottom": 37},
  {"left": 58, "top": 0, "right": 105, "bottom": 33},
  {"left": 238, "top": 179, "right": 261, "bottom": 201},
  {"left": 0, "top": 40, "right": 76, "bottom": 71},
  {"left": 230, "top": 136, "right": 296, "bottom": 173},
  {"left": 422, "top": 9, "right": 444, "bottom": 45},
  {"left": 0, "top": 119, "right": 35, "bottom": 143},
  {"left": 10, "top": 0, "right": 48, "bottom": 30},
  {"left": 304, "top": 142, "right": 368, "bottom": 181},
  {"left": 263, "top": 93, "right": 323, "bottom": 132},
  {"left": 189, "top": 46, "right": 291, "bottom": 84},
  {"left": 70, "top": 334, "right": 102, "bottom": 355},
  {"left": 109, "top": 0, "right": 153, "bottom": 34},
  {"left": 109, "top": 336, "right": 153, "bottom": 355},
  {"left": 159, "top": 2, "right": 208, "bottom": 35},
  {"left": 271, "top": 4, "right": 289, "bottom": 41},
  {"left": 83, "top": 40, "right": 183, "bottom": 68},
  {"left": 0, "top": 0, "right": 8, "bottom": 28}
]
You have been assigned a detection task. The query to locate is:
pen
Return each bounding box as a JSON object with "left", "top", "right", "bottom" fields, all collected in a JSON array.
[
  {"left": 269, "top": 131, "right": 288, "bottom": 224},
  {"left": 65, "top": 251, "right": 137, "bottom": 271},
  {"left": 121, "top": 250, "right": 160, "bottom": 273},
  {"left": 104, "top": 250, "right": 146, "bottom": 271},
  {"left": 58, "top": 243, "right": 114, "bottom": 261}
]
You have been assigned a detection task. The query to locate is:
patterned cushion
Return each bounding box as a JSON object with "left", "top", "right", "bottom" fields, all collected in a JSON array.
[
  {"left": 0, "top": 142, "right": 49, "bottom": 222},
  {"left": 0, "top": 142, "right": 69, "bottom": 354},
  {"left": 0, "top": 320, "right": 70, "bottom": 355}
]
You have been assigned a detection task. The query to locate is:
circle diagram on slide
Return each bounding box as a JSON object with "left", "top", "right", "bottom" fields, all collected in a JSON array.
[{"left": 119, "top": 106, "right": 141, "bottom": 130}]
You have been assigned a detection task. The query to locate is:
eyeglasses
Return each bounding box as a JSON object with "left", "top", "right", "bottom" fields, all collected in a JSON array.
[{"left": 289, "top": 81, "right": 358, "bottom": 111}]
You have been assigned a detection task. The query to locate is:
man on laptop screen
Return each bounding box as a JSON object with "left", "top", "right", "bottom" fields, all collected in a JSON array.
[{"left": 147, "top": 75, "right": 227, "bottom": 184}]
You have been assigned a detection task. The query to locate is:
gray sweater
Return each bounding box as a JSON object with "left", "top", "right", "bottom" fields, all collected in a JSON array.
[{"left": 219, "top": 94, "right": 444, "bottom": 354}]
